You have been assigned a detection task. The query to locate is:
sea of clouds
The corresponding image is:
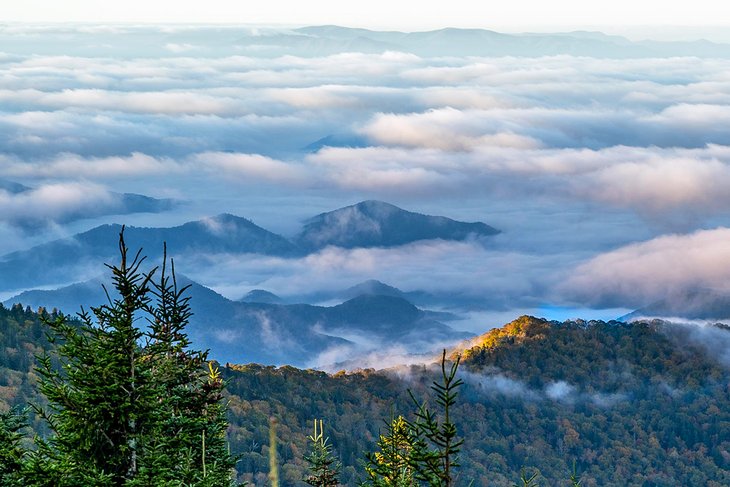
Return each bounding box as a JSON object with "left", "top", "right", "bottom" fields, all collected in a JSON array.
[{"left": 2, "top": 25, "right": 730, "bottom": 322}]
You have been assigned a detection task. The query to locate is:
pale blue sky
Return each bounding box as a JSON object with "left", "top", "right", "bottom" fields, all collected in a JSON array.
[{"left": 4, "top": 0, "right": 730, "bottom": 33}]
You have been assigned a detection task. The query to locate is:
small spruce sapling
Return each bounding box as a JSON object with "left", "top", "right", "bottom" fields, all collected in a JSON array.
[
  {"left": 407, "top": 350, "right": 464, "bottom": 487},
  {"left": 304, "top": 419, "right": 341, "bottom": 487},
  {"left": 513, "top": 468, "right": 540, "bottom": 487},
  {"left": 363, "top": 415, "right": 417, "bottom": 486}
]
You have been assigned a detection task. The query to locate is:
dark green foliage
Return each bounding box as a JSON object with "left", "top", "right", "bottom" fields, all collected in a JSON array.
[
  {"left": 3, "top": 301, "right": 730, "bottom": 485},
  {"left": 0, "top": 406, "right": 27, "bottom": 486},
  {"left": 304, "top": 420, "right": 340, "bottom": 487},
  {"left": 21, "top": 231, "right": 236, "bottom": 486}
]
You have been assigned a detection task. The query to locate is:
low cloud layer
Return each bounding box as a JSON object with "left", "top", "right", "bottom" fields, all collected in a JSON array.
[
  {"left": 3, "top": 25, "right": 730, "bottom": 318},
  {"left": 0, "top": 181, "right": 174, "bottom": 229}
]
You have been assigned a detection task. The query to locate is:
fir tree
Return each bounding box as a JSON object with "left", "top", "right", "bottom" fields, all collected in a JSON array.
[
  {"left": 22, "top": 229, "right": 236, "bottom": 486},
  {"left": 0, "top": 406, "right": 27, "bottom": 487}
]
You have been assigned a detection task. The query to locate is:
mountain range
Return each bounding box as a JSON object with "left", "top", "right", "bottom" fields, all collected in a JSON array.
[
  {"left": 6, "top": 274, "right": 471, "bottom": 366},
  {"left": 0, "top": 200, "right": 499, "bottom": 293},
  {"left": 7, "top": 25, "right": 730, "bottom": 60},
  {"left": 229, "top": 26, "right": 730, "bottom": 59}
]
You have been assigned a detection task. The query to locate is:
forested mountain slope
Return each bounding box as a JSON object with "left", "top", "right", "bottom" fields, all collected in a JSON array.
[
  {"left": 2, "top": 309, "right": 728, "bottom": 486},
  {"left": 223, "top": 316, "right": 730, "bottom": 485}
]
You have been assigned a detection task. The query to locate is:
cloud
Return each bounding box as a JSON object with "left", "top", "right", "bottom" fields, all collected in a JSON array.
[
  {"left": 545, "top": 380, "right": 577, "bottom": 402},
  {"left": 360, "top": 108, "right": 543, "bottom": 151},
  {"left": 666, "top": 320, "right": 730, "bottom": 368},
  {"left": 164, "top": 43, "right": 198, "bottom": 53},
  {"left": 4, "top": 27, "right": 730, "bottom": 322},
  {"left": 0, "top": 88, "right": 251, "bottom": 116},
  {"left": 193, "top": 151, "right": 309, "bottom": 185},
  {"left": 460, "top": 370, "right": 539, "bottom": 400},
  {"left": 0, "top": 181, "right": 172, "bottom": 228},
  {"left": 173, "top": 239, "right": 571, "bottom": 314},
  {"left": 461, "top": 371, "right": 626, "bottom": 407},
  {"left": 1, "top": 152, "right": 179, "bottom": 179},
  {"left": 312, "top": 345, "right": 432, "bottom": 371},
  {"left": 306, "top": 144, "right": 730, "bottom": 222},
  {"left": 14, "top": 143, "right": 730, "bottom": 228},
  {"left": 563, "top": 228, "right": 730, "bottom": 307}
]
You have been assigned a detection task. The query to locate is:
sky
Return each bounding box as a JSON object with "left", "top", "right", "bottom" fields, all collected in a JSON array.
[
  {"left": 2, "top": 19, "right": 730, "bottom": 334},
  {"left": 3, "top": 0, "right": 730, "bottom": 34}
]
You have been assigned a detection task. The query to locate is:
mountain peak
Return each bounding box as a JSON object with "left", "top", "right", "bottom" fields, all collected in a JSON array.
[
  {"left": 0, "top": 179, "right": 31, "bottom": 194},
  {"left": 296, "top": 201, "right": 499, "bottom": 250},
  {"left": 240, "top": 289, "right": 284, "bottom": 304},
  {"left": 342, "top": 279, "right": 404, "bottom": 300},
  {"left": 621, "top": 287, "right": 730, "bottom": 322}
]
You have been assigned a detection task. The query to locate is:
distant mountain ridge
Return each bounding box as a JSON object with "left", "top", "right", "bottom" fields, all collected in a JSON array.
[
  {"left": 6, "top": 25, "right": 730, "bottom": 59},
  {"left": 621, "top": 288, "right": 730, "bottom": 322},
  {"left": 238, "top": 25, "right": 730, "bottom": 59},
  {"left": 296, "top": 200, "right": 499, "bottom": 250},
  {"left": 0, "top": 179, "right": 30, "bottom": 193},
  {"left": 0, "top": 213, "right": 300, "bottom": 292},
  {"left": 6, "top": 275, "right": 471, "bottom": 366},
  {"left": 0, "top": 201, "right": 499, "bottom": 294}
]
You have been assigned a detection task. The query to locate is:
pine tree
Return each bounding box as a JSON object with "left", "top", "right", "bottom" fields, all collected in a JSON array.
[
  {"left": 304, "top": 419, "right": 341, "bottom": 487},
  {"left": 569, "top": 460, "right": 582, "bottom": 486},
  {"left": 22, "top": 229, "right": 236, "bottom": 486}
]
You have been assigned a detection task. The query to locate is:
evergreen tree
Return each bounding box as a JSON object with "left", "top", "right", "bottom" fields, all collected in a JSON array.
[
  {"left": 513, "top": 468, "right": 540, "bottom": 487},
  {"left": 363, "top": 415, "right": 417, "bottom": 487},
  {"left": 363, "top": 351, "right": 465, "bottom": 487},
  {"left": 407, "top": 351, "right": 464, "bottom": 487},
  {"left": 304, "top": 419, "right": 341, "bottom": 487},
  {"left": 131, "top": 247, "right": 235, "bottom": 486},
  {"left": 22, "top": 230, "right": 236, "bottom": 486},
  {"left": 0, "top": 406, "right": 27, "bottom": 486},
  {"left": 568, "top": 461, "right": 582, "bottom": 487}
]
